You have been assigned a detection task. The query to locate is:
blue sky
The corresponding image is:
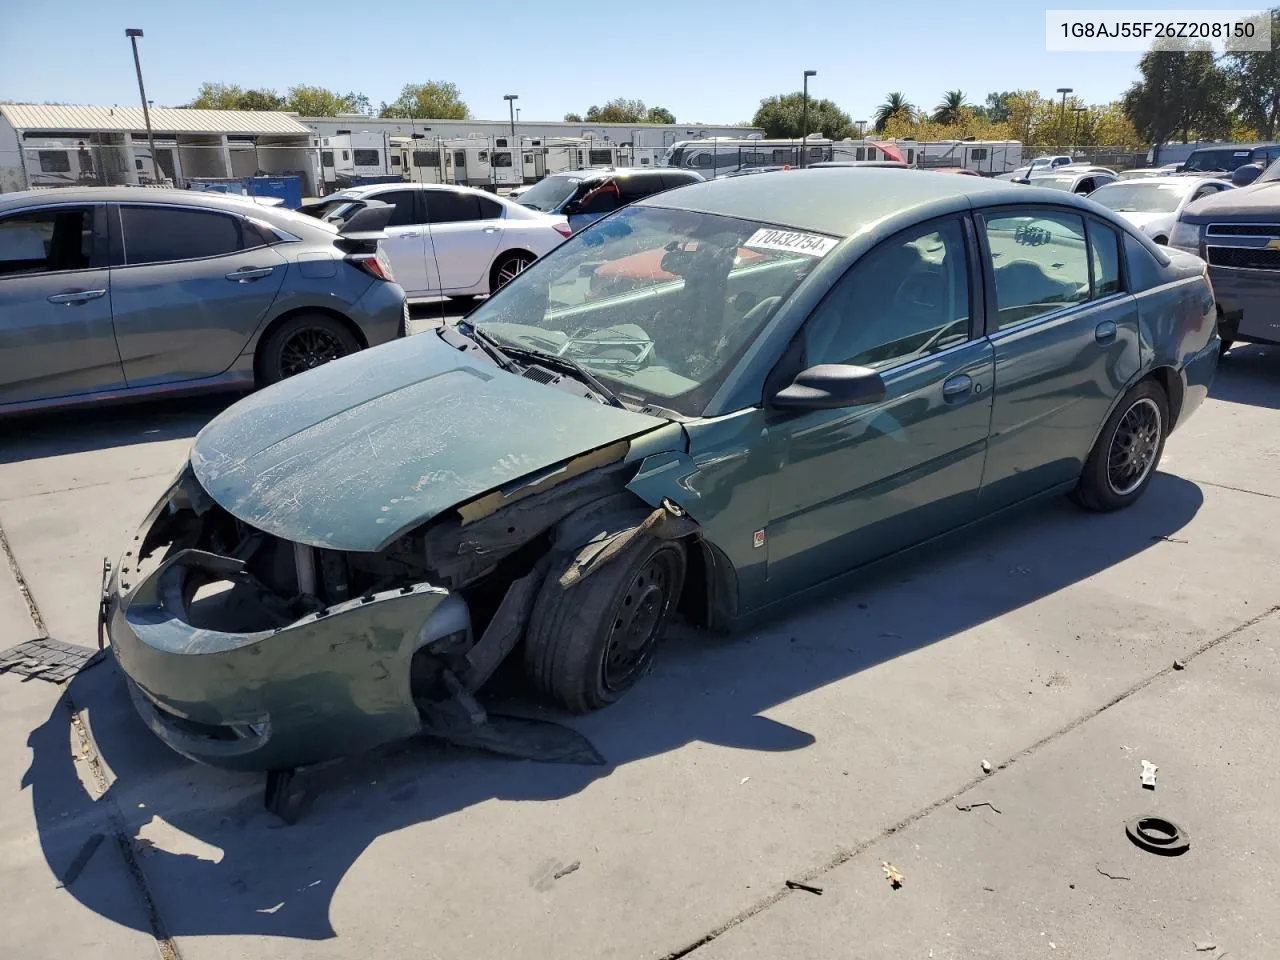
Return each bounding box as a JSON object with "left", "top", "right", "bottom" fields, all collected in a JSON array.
[{"left": 0, "top": 0, "right": 1225, "bottom": 124}]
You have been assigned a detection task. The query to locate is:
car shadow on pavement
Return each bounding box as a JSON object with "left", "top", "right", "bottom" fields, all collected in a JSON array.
[
  {"left": 20, "top": 471, "right": 1203, "bottom": 942},
  {"left": 1212, "top": 345, "right": 1280, "bottom": 410},
  {"left": 0, "top": 395, "right": 237, "bottom": 464}
]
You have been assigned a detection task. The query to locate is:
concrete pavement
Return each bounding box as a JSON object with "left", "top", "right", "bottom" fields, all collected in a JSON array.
[{"left": 0, "top": 344, "right": 1277, "bottom": 960}]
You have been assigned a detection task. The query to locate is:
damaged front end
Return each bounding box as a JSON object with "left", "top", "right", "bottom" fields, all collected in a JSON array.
[{"left": 104, "top": 437, "right": 700, "bottom": 773}]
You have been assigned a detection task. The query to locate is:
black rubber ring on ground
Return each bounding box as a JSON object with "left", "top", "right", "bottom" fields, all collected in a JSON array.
[{"left": 1125, "top": 815, "right": 1190, "bottom": 856}]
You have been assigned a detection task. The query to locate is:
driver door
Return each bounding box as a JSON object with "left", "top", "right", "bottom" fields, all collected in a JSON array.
[{"left": 762, "top": 216, "right": 995, "bottom": 600}]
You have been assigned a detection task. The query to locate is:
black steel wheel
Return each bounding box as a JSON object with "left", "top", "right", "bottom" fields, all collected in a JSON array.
[
  {"left": 1073, "top": 379, "right": 1169, "bottom": 512},
  {"left": 524, "top": 536, "right": 686, "bottom": 713},
  {"left": 490, "top": 252, "right": 533, "bottom": 293},
  {"left": 258, "top": 314, "right": 361, "bottom": 386}
]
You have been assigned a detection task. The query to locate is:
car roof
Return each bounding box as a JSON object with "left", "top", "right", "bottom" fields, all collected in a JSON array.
[
  {"left": 0, "top": 186, "right": 293, "bottom": 214},
  {"left": 0, "top": 186, "right": 342, "bottom": 239},
  {"left": 1096, "top": 174, "right": 1228, "bottom": 187},
  {"left": 635, "top": 167, "right": 1088, "bottom": 238}
]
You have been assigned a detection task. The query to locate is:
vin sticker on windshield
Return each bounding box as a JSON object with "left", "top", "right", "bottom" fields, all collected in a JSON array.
[{"left": 744, "top": 228, "right": 838, "bottom": 258}]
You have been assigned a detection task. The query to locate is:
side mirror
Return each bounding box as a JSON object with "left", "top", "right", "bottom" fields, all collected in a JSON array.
[
  {"left": 1232, "top": 164, "right": 1263, "bottom": 187},
  {"left": 770, "top": 364, "right": 887, "bottom": 411}
]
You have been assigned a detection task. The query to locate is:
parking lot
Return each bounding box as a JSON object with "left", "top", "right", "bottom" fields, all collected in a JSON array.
[{"left": 2, "top": 330, "right": 1279, "bottom": 959}]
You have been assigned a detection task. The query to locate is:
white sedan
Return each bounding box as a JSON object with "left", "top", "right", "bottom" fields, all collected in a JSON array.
[
  {"left": 301, "top": 184, "right": 571, "bottom": 299},
  {"left": 1086, "top": 175, "right": 1233, "bottom": 245}
]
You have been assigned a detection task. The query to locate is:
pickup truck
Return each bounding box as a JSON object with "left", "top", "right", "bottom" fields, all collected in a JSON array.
[{"left": 1170, "top": 160, "right": 1280, "bottom": 355}]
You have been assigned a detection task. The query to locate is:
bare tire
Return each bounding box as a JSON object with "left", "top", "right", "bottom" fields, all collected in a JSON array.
[
  {"left": 524, "top": 537, "right": 686, "bottom": 713},
  {"left": 1074, "top": 379, "right": 1168, "bottom": 512},
  {"left": 490, "top": 251, "right": 533, "bottom": 293},
  {"left": 258, "top": 314, "right": 360, "bottom": 386}
]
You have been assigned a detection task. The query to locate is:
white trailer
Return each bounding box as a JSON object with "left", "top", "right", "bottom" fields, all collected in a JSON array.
[
  {"left": 915, "top": 139, "right": 1023, "bottom": 175},
  {"left": 661, "top": 136, "right": 834, "bottom": 176}
]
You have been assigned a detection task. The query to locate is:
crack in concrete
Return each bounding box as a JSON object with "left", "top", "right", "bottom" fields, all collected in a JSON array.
[
  {"left": 0, "top": 469, "right": 178, "bottom": 504},
  {"left": 664, "top": 603, "right": 1280, "bottom": 960},
  {"left": 1189, "top": 478, "right": 1280, "bottom": 501},
  {"left": 0, "top": 519, "right": 47, "bottom": 639}
]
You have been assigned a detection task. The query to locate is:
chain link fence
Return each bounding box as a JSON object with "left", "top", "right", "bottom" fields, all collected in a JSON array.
[{"left": 1022, "top": 145, "right": 1150, "bottom": 170}]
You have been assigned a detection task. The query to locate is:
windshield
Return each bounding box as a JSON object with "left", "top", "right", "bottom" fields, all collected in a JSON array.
[
  {"left": 1255, "top": 157, "right": 1280, "bottom": 184},
  {"left": 1184, "top": 148, "right": 1256, "bottom": 172},
  {"left": 1088, "top": 181, "right": 1185, "bottom": 213},
  {"left": 517, "top": 175, "right": 583, "bottom": 212},
  {"left": 466, "top": 205, "right": 832, "bottom": 417}
]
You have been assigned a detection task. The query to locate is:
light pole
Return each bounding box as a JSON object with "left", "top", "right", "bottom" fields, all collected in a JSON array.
[
  {"left": 800, "top": 69, "right": 817, "bottom": 167},
  {"left": 1071, "top": 106, "right": 1088, "bottom": 148},
  {"left": 125, "top": 29, "right": 160, "bottom": 184},
  {"left": 1056, "top": 87, "right": 1073, "bottom": 146},
  {"left": 504, "top": 94, "right": 518, "bottom": 140}
]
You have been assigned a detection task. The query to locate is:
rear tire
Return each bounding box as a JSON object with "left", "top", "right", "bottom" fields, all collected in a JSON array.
[
  {"left": 257, "top": 313, "right": 360, "bottom": 386},
  {"left": 524, "top": 537, "right": 686, "bottom": 713},
  {"left": 1073, "top": 379, "right": 1168, "bottom": 512},
  {"left": 489, "top": 251, "right": 534, "bottom": 293}
]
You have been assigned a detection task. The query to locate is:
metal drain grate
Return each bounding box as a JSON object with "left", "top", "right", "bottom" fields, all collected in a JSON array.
[{"left": 0, "top": 638, "right": 105, "bottom": 683}]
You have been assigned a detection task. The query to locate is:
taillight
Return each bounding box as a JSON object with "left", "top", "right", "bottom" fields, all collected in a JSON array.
[
  {"left": 349, "top": 253, "right": 395, "bottom": 282},
  {"left": 553, "top": 222, "right": 573, "bottom": 238}
]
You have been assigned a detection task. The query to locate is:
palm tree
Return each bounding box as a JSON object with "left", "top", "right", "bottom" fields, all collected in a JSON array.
[
  {"left": 874, "top": 92, "right": 915, "bottom": 132},
  {"left": 932, "top": 90, "right": 969, "bottom": 125}
]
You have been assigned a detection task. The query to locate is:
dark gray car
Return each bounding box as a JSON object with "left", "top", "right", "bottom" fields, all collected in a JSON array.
[{"left": 0, "top": 187, "right": 408, "bottom": 415}]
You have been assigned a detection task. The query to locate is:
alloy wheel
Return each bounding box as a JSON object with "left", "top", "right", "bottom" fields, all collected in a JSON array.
[
  {"left": 278, "top": 328, "right": 347, "bottom": 378},
  {"left": 1106, "top": 396, "right": 1162, "bottom": 496},
  {"left": 496, "top": 256, "right": 531, "bottom": 288}
]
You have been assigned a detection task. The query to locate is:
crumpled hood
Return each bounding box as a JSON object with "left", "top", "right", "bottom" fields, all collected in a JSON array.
[{"left": 189, "top": 331, "right": 668, "bottom": 552}]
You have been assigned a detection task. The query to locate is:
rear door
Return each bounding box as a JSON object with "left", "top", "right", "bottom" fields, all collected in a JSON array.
[
  {"left": 369, "top": 189, "right": 432, "bottom": 295},
  {"left": 110, "top": 203, "right": 287, "bottom": 387},
  {"left": 0, "top": 202, "right": 123, "bottom": 404},
  {"left": 425, "top": 190, "right": 505, "bottom": 291},
  {"left": 976, "top": 206, "right": 1140, "bottom": 511}
]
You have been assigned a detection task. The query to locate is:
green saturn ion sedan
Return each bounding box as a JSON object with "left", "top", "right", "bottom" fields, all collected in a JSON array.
[{"left": 103, "top": 168, "right": 1219, "bottom": 775}]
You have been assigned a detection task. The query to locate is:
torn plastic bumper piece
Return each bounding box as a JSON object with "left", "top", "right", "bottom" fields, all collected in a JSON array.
[
  {"left": 105, "top": 547, "right": 456, "bottom": 773},
  {"left": 559, "top": 497, "right": 698, "bottom": 589}
]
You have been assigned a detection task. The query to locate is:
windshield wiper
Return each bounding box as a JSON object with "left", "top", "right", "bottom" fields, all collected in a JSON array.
[
  {"left": 493, "top": 341, "right": 626, "bottom": 408},
  {"left": 454, "top": 320, "right": 517, "bottom": 372}
]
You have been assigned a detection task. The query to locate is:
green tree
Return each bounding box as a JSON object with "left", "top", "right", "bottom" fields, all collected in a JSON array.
[
  {"left": 584, "top": 99, "right": 649, "bottom": 122},
  {"left": 645, "top": 105, "right": 676, "bottom": 124},
  {"left": 1123, "top": 39, "right": 1231, "bottom": 143},
  {"left": 1225, "top": 9, "right": 1280, "bottom": 139},
  {"left": 237, "top": 88, "right": 285, "bottom": 111},
  {"left": 343, "top": 92, "right": 375, "bottom": 116},
  {"left": 873, "top": 92, "right": 915, "bottom": 132},
  {"left": 973, "top": 91, "right": 1016, "bottom": 123},
  {"left": 190, "top": 82, "right": 246, "bottom": 110},
  {"left": 751, "top": 92, "right": 854, "bottom": 139},
  {"left": 932, "top": 90, "right": 969, "bottom": 124},
  {"left": 564, "top": 112, "right": 583, "bottom": 122},
  {"left": 380, "top": 81, "right": 470, "bottom": 119},
  {"left": 283, "top": 85, "right": 355, "bottom": 116}
]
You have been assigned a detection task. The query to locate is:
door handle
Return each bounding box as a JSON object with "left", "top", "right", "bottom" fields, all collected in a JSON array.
[
  {"left": 483, "top": 227, "right": 498, "bottom": 233},
  {"left": 398, "top": 231, "right": 421, "bottom": 238},
  {"left": 1095, "top": 320, "right": 1117, "bottom": 343},
  {"left": 942, "top": 374, "right": 973, "bottom": 401},
  {"left": 47, "top": 289, "right": 106, "bottom": 305},
  {"left": 225, "top": 267, "right": 274, "bottom": 282}
]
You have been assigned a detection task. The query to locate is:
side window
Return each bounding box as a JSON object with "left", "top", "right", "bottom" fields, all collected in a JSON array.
[
  {"left": 352, "top": 149, "right": 379, "bottom": 166},
  {"left": 803, "top": 218, "right": 972, "bottom": 371},
  {"left": 0, "top": 206, "right": 95, "bottom": 276},
  {"left": 120, "top": 206, "right": 247, "bottom": 265},
  {"left": 476, "top": 196, "right": 504, "bottom": 219},
  {"left": 983, "top": 210, "right": 1090, "bottom": 329},
  {"left": 320, "top": 150, "right": 334, "bottom": 166},
  {"left": 618, "top": 177, "right": 659, "bottom": 203},
  {"left": 425, "top": 191, "right": 482, "bottom": 224},
  {"left": 577, "top": 188, "right": 621, "bottom": 216},
  {"left": 1088, "top": 221, "right": 1123, "bottom": 298},
  {"left": 372, "top": 191, "right": 422, "bottom": 227},
  {"left": 1076, "top": 177, "right": 1095, "bottom": 194}
]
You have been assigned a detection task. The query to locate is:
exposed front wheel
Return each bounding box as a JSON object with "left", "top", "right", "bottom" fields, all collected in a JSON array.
[
  {"left": 257, "top": 314, "right": 361, "bottom": 386},
  {"left": 524, "top": 537, "right": 686, "bottom": 713},
  {"left": 1073, "top": 380, "right": 1168, "bottom": 512},
  {"left": 490, "top": 252, "right": 533, "bottom": 293}
]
